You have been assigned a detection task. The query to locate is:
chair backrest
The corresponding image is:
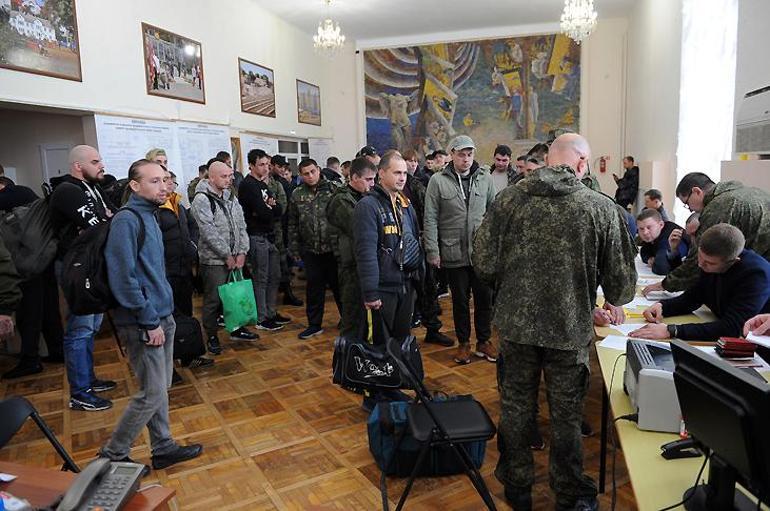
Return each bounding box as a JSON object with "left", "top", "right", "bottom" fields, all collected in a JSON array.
[{"left": 0, "top": 396, "right": 35, "bottom": 449}]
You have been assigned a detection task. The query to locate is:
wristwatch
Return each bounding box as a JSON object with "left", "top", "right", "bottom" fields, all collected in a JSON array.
[{"left": 667, "top": 324, "right": 678, "bottom": 338}]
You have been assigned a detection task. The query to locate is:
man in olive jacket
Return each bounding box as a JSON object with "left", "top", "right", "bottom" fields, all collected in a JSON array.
[
  {"left": 473, "top": 134, "right": 637, "bottom": 510},
  {"left": 0, "top": 236, "right": 21, "bottom": 339},
  {"left": 423, "top": 135, "right": 497, "bottom": 364},
  {"left": 326, "top": 157, "right": 376, "bottom": 338},
  {"left": 642, "top": 172, "right": 770, "bottom": 295},
  {"left": 288, "top": 159, "right": 341, "bottom": 339}
]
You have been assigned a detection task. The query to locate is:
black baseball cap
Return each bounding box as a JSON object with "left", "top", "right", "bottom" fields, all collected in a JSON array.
[
  {"left": 358, "top": 145, "right": 378, "bottom": 158},
  {"left": 270, "top": 154, "right": 288, "bottom": 166}
]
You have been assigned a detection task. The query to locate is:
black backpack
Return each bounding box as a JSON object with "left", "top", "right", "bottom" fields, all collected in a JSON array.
[
  {"left": 0, "top": 198, "right": 58, "bottom": 280},
  {"left": 60, "top": 208, "right": 145, "bottom": 315},
  {"left": 173, "top": 313, "right": 205, "bottom": 365}
]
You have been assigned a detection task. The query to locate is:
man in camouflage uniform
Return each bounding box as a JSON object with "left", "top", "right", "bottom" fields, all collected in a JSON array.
[
  {"left": 473, "top": 134, "right": 637, "bottom": 511},
  {"left": 288, "top": 159, "right": 341, "bottom": 339},
  {"left": 643, "top": 172, "right": 770, "bottom": 295},
  {"left": 326, "top": 157, "right": 377, "bottom": 338},
  {"left": 269, "top": 155, "right": 303, "bottom": 306}
]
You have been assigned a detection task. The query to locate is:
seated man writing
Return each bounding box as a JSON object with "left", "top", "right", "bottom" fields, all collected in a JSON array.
[
  {"left": 637, "top": 209, "right": 688, "bottom": 275},
  {"left": 630, "top": 223, "right": 770, "bottom": 341}
]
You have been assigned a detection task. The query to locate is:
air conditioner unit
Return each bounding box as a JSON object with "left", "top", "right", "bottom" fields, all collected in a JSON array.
[{"left": 735, "top": 85, "right": 770, "bottom": 156}]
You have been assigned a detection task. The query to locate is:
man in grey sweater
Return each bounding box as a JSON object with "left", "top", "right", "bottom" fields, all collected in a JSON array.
[
  {"left": 190, "top": 160, "right": 256, "bottom": 354},
  {"left": 100, "top": 159, "right": 202, "bottom": 474}
]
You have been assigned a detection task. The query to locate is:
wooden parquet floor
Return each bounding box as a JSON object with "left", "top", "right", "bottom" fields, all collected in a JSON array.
[{"left": 0, "top": 290, "right": 638, "bottom": 510}]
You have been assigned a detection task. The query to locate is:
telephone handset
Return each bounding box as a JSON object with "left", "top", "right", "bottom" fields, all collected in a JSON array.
[{"left": 57, "top": 458, "right": 144, "bottom": 511}]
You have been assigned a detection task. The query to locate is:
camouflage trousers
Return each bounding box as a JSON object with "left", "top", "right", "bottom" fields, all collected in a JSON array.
[
  {"left": 495, "top": 342, "right": 597, "bottom": 507},
  {"left": 273, "top": 221, "right": 290, "bottom": 285},
  {"left": 338, "top": 265, "right": 366, "bottom": 339}
]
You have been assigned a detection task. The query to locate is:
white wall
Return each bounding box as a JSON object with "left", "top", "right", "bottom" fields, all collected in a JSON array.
[
  {"left": 0, "top": 0, "right": 354, "bottom": 156},
  {"left": 734, "top": 0, "right": 770, "bottom": 124},
  {"left": 624, "top": 0, "right": 682, "bottom": 210},
  {"left": 0, "top": 109, "right": 85, "bottom": 189}
]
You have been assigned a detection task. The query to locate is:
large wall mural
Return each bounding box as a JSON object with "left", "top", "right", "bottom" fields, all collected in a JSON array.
[{"left": 364, "top": 34, "right": 581, "bottom": 161}]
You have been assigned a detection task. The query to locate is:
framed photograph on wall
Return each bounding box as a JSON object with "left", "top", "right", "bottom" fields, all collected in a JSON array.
[
  {"left": 141, "top": 22, "right": 204, "bottom": 104},
  {"left": 296, "top": 79, "right": 321, "bottom": 126},
  {"left": 0, "top": 0, "right": 82, "bottom": 81},
  {"left": 238, "top": 58, "right": 275, "bottom": 117}
]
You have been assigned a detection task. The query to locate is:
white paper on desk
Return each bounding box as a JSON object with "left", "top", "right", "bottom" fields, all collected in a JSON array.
[
  {"left": 746, "top": 332, "right": 770, "bottom": 349},
  {"left": 608, "top": 323, "right": 648, "bottom": 336},
  {"left": 0, "top": 472, "right": 17, "bottom": 482},
  {"left": 645, "top": 290, "right": 683, "bottom": 300},
  {"left": 598, "top": 334, "right": 666, "bottom": 351},
  {"left": 637, "top": 277, "right": 664, "bottom": 286},
  {"left": 625, "top": 296, "right": 657, "bottom": 309}
]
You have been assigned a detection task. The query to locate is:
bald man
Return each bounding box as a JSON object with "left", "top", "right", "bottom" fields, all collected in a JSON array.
[
  {"left": 49, "top": 145, "right": 117, "bottom": 411},
  {"left": 190, "top": 160, "right": 255, "bottom": 354},
  {"left": 473, "top": 134, "right": 637, "bottom": 510}
]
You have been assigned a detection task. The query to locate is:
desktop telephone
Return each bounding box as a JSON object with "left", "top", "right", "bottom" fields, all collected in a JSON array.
[{"left": 56, "top": 458, "right": 144, "bottom": 511}]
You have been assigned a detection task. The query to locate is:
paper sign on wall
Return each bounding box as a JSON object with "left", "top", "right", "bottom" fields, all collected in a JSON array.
[
  {"left": 239, "top": 134, "right": 279, "bottom": 170},
  {"left": 308, "top": 138, "right": 333, "bottom": 167}
]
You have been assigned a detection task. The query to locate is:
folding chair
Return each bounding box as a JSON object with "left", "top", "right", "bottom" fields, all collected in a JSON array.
[
  {"left": 382, "top": 338, "right": 498, "bottom": 511},
  {"left": 0, "top": 396, "right": 80, "bottom": 472}
]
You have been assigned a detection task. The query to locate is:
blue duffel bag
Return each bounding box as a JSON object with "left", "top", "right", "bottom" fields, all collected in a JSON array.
[{"left": 367, "top": 396, "right": 488, "bottom": 477}]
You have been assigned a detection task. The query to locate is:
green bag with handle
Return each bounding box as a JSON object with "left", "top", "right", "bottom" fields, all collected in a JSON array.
[{"left": 217, "top": 269, "right": 258, "bottom": 332}]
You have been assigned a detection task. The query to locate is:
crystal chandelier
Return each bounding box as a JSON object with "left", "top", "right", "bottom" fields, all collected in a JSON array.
[
  {"left": 559, "top": 0, "right": 598, "bottom": 45},
  {"left": 313, "top": 0, "right": 346, "bottom": 56}
]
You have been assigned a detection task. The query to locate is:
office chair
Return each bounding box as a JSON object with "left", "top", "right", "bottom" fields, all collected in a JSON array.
[
  {"left": 0, "top": 396, "right": 80, "bottom": 472},
  {"left": 382, "top": 338, "right": 498, "bottom": 511}
]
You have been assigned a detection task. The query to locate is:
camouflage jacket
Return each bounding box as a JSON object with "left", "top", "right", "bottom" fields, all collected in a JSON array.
[
  {"left": 288, "top": 177, "right": 338, "bottom": 256},
  {"left": 663, "top": 180, "right": 770, "bottom": 291},
  {"left": 473, "top": 164, "right": 638, "bottom": 350},
  {"left": 326, "top": 184, "right": 365, "bottom": 269}
]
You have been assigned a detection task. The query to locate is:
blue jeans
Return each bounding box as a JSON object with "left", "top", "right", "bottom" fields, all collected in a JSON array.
[{"left": 63, "top": 313, "right": 103, "bottom": 397}]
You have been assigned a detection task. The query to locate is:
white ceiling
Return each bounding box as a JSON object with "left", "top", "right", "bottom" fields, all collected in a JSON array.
[{"left": 251, "top": 0, "right": 634, "bottom": 44}]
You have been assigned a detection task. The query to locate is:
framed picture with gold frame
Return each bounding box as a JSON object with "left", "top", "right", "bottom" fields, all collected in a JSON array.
[{"left": 141, "top": 22, "right": 205, "bottom": 104}]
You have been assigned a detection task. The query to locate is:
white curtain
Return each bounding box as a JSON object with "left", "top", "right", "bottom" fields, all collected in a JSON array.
[{"left": 675, "top": 0, "right": 738, "bottom": 224}]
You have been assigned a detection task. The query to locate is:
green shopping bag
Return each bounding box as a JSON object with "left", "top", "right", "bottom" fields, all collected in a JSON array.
[{"left": 217, "top": 269, "right": 258, "bottom": 332}]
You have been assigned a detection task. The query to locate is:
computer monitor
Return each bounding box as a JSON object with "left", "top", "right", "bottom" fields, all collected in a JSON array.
[{"left": 670, "top": 340, "right": 770, "bottom": 511}]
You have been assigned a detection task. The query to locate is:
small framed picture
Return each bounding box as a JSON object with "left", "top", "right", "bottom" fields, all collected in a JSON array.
[
  {"left": 141, "top": 22, "right": 204, "bottom": 104},
  {"left": 296, "top": 79, "right": 321, "bottom": 126},
  {"left": 238, "top": 58, "right": 276, "bottom": 117},
  {"left": 0, "top": 0, "right": 82, "bottom": 81}
]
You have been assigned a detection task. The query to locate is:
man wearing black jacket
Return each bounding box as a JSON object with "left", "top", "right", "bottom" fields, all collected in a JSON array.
[
  {"left": 353, "top": 151, "right": 421, "bottom": 339},
  {"left": 631, "top": 224, "right": 770, "bottom": 341},
  {"left": 637, "top": 209, "right": 689, "bottom": 275},
  {"left": 239, "top": 149, "right": 291, "bottom": 331},
  {"left": 0, "top": 180, "right": 65, "bottom": 379},
  {"left": 613, "top": 156, "right": 639, "bottom": 210},
  {"left": 49, "top": 145, "right": 117, "bottom": 411}
]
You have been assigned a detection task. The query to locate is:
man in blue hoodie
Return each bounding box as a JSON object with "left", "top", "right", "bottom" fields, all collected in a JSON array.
[{"left": 100, "top": 159, "right": 202, "bottom": 473}]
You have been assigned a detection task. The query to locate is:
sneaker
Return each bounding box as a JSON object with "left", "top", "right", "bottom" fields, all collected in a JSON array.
[
  {"left": 273, "top": 313, "right": 291, "bottom": 325},
  {"left": 282, "top": 288, "right": 304, "bottom": 307},
  {"left": 2, "top": 359, "right": 43, "bottom": 380},
  {"left": 151, "top": 444, "right": 203, "bottom": 470},
  {"left": 453, "top": 343, "right": 472, "bottom": 365},
  {"left": 474, "top": 342, "right": 498, "bottom": 362},
  {"left": 187, "top": 357, "right": 214, "bottom": 369},
  {"left": 504, "top": 486, "right": 533, "bottom": 511},
  {"left": 298, "top": 326, "right": 324, "bottom": 339},
  {"left": 216, "top": 315, "right": 225, "bottom": 327},
  {"left": 69, "top": 392, "right": 113, "bottom": 412},
  {"left": 91, "top": 379, "right": 117, "bottom": 393},
  {"left": 581, "top": 419, "right": 594, "bottom": 437},
  {"left": 256, "top": 319, "right": 283, "bottom": 331},
  {"left": 230, "top": 327, "right": 259, "bottom": 341},
  {"left": 424, "top": 330, "right": 454, "bottom": 347},
  {"left": 530, "top": 427, "right": 545, "bottom": 450},
  {"left": 207, "top": 335, "right": 223, "bottom": 355}
]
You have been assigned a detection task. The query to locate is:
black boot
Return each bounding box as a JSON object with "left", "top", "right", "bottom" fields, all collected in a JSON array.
[{"left": 282, "top": 283, "right": 303, "bottom": 306}]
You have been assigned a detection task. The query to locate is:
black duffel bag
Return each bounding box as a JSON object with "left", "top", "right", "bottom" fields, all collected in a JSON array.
[{"left": 332, "top": 310, "right": 424, "bottom": 393}]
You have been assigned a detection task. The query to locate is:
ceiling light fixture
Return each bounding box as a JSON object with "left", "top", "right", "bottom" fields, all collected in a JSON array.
[
  {"left": 313, "top": 0, "right": 346, "bottom": 57},
  {"left": 560, "top": 0, "right": 598, "bottom": 45}
]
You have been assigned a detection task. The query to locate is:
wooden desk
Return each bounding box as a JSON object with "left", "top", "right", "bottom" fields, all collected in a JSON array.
[{"left": 0, "top": 461, "right": 175, "bottom": 511}]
